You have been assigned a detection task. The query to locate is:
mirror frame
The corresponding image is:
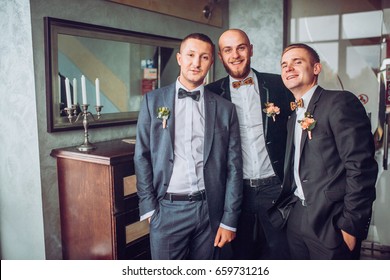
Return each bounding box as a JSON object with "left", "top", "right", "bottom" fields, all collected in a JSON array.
[{"left": 44, "top": 17, "right": 182, "bottom": 132}]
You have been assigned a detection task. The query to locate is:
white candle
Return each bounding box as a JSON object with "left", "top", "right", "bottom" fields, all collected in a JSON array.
[
  {"left": 95, "top": 78, "right": 100, "bottom": 106},
  {"left": 65, "top": 77, "right": 71, "bottom": 109},
  {"left": 81, "top": 75, "right": 87, "bottom": 104},
  {"left": 58, "top": 75, "right": 61, "bottom": 103},
  {"left": 73, "top": 78, "right": 77, "bottom": 105}
]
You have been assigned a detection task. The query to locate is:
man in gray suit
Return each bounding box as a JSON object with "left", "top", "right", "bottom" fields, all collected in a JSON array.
[{"left": 134, "top": 33, "right": 243, "bottom": 260}]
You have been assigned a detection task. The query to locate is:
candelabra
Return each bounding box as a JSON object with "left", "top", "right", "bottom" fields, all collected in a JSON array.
[{"left": 64, "top": 104, "right": 103, "bottom": 151}]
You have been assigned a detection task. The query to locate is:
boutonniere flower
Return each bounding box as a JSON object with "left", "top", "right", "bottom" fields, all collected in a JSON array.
[
  {"left": 298, "top": 111, "right": 317, "bottom": 139},
  {"left": 157, "top": 107, "right": 170, "bottom": 129},
  {"left": 263, "top": 102, "right": 280, "bottom": 122}
]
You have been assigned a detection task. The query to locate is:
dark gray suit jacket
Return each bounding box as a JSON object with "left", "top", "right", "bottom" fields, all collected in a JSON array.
[
  {"left": 134, "top": 83, "right": 243, "bottom": 233},
  {"left": 270, "top": 86, "right": 378, "bottom": 248},
  {"left": 206, "top": 69, "right": 294, "bottom": 180}
]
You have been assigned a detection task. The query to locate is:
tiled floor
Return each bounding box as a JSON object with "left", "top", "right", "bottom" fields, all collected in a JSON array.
[{"left": 360, "top": 241, "right": 390, "bottom": 260}]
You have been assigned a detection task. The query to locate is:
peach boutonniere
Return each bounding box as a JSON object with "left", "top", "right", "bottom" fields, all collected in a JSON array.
[
  {"left": 263, "top": 102, "right": 280, "bottom": 122},
  {"left": 157, "top": 107, "right": 170, "bottom": 129},
  {"left": 298, "top": 111, "right": 317, "bottom": 139}
]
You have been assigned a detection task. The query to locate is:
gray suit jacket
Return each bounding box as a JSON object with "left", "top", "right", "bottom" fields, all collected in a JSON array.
[{"left": 134, "top": 83, "right": 243, "bottom": 232}]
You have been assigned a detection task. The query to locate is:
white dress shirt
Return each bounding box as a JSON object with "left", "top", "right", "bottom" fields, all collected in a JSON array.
[
  {"left": 230, "top": 70, "right": 274, "bottom": 181},
  {"left": 293, "top": 85, "right": 317, "bottom": 200}
]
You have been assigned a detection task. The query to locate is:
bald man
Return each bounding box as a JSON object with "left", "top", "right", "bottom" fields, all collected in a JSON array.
[{"left": 206, "top": 29, "right": 293, "bottom": 260}]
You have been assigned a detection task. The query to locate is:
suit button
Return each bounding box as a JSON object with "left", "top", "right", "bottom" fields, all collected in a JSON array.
[{"left": 169, "top": 159, "right": 173, "bottom": 163}]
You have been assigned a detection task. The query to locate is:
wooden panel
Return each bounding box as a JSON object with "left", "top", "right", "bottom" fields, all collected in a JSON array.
[
  {"left": 112, "top": 162, "right": 137, "bottom": 213},
  {"left": 57, "top": 158, "right": 114, "bottom": 259},
  {"left": 52, "top": 139, "right": 150, "bottom": 260},
  {"left": 123, "top": 175, "right": 137, "bottom": 196},
  {"left": 50, "top": 139, "right": 135, "bottom": 165},
  {"left": 115, "top": 209, "right": 151, "bottom": 259},
  {"left": 126, "top": 220, "right": 149, "bottom": 244},
  {"left": 108, "top": 0, "right": 223, "bottom": 27}
]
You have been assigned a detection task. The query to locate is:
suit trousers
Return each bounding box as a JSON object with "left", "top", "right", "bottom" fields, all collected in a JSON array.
[
  {"left": 287, "top": 200, "right": 361, "bottom": 259},
  {"left": 149, "top": 198, "right": 214, "bottom": 260},
  {"left": 232, "top": 179, "right": 290, "bottom": 259}
]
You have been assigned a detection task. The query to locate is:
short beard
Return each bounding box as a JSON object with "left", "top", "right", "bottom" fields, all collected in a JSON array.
[{"left": 222, "top": 60, "right": 251, "bottom": 80}]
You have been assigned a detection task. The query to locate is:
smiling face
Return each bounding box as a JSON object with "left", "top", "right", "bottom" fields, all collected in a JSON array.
[
  {"left": 176, "top": 38, "right": 214, "bottom": 90},
  {"left": 280, "top": 47, "right": 321, "bottom": 99},
  {"left": 218, "top": 29, "right": 253, "bottom": 80}
]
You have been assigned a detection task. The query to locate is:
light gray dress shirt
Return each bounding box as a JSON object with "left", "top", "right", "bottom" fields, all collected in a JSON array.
[
  {"left": 142, "top": 79, "right": 235, "bottom": 231},
  {"left": 167, "top": 80, "right": 205, "bottom": 194},
  {"left": 140, "top": 80, "right": 205, "bottom": 221}
]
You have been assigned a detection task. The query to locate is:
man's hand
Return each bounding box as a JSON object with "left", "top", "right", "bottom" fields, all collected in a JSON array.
[
  {"left": 214, "top": 227, "right": 236, "bottom": 248},
  {"left": 341, "top": 229, "right": 356, "bottom": 251}
]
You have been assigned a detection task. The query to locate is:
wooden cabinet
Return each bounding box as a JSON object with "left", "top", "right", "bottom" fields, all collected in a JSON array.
[{"left": 51, "top": 139, "right": 150, "bottom": 260}]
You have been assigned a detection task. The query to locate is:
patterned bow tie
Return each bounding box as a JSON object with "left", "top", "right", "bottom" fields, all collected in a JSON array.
[
  {"left": 290, "top": 99, "right": 304, "bottom": 111},
  {"left": 178, "top": 88, "right": 200, "bottom": 101},
  {"left": 232, "top": 77, "right": 254, "bottom": 89}
]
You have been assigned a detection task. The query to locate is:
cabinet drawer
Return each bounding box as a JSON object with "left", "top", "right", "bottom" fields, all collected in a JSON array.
[
  {"left": 115, "top": 209, "right": 151, "bottom": 259},
  {"left": 123, "top": 236, "right": 151, "bottom": 260},
  {"left": 113, "top": 162, "right": 139, "bottom": 213}
]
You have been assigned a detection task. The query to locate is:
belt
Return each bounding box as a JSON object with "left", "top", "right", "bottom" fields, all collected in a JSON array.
[
  {"left": 163, "top": 189, "right": 206, "bottom": 202},
  {"left": 243, "top": 176, "right": 280, "bottom": 187}
]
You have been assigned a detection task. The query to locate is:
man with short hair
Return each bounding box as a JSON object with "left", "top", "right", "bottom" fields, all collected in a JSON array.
[
  {"left": 270, "top": 43, "right": 378, "bottom": 259},
  {"left": 135, "top": 33, "right": 243, "bottom": 260}
]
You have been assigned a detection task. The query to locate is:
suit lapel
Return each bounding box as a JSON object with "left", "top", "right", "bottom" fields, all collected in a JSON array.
[
  {"left": 286, "top": 112, "right": 296, "bottom": 171},
  {"left": 299, "top": 86, "right": 323, "bottom": 153},
  {"left": 219, "top": 77, "right": 231, "bottom": 101},
  {"left": 255, "top": 71, "right": 269, "bottom": 138},
  {"left": 203, "top": 89, "right": 216, "bottom": 165},
  {"left": 162, "top": 84, "right": 176, "bottom": 153},
  {"left": 280, "top": 112, "right": 296, "bottom": 194}
]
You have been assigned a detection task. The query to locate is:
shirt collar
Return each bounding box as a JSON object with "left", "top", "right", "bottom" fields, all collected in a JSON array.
[{"left": 300, "top": 85, "right": 318, "bottom": 109}]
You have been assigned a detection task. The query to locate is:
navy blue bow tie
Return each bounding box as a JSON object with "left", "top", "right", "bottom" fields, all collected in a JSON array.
[{"left": 178, "top": 88, "right": 200, "bottom": 101}]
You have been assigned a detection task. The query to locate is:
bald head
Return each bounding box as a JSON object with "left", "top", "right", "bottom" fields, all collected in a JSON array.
[
  {"left": 218, "top": 29, "right": 250, "bottom": 51},
  {"left": 217, "top": 29, "right": 253, "bottom": 79}
]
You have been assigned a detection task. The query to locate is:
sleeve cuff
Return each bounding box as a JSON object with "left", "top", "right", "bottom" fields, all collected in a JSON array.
[
  {"left": 140, "top": 210, "right": 154, "bottom": 221},
  {"left": 220, "top": 223, "right": 236, "bottom": 232}
]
